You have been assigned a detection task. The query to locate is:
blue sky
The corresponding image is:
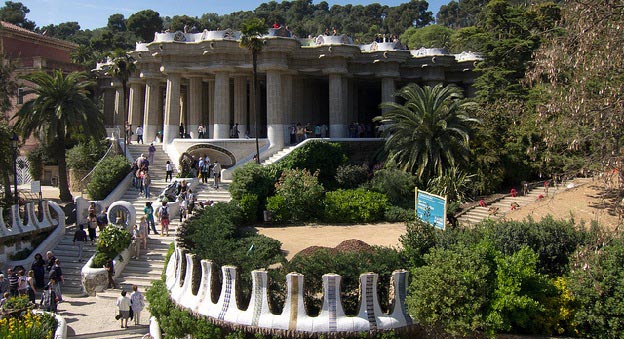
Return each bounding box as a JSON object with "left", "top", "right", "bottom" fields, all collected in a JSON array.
[{"left": 19, "top": 0, "right": 448, "bottom": 30}]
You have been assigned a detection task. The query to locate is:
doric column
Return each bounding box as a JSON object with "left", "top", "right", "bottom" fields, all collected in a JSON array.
[
  {"left": 282, "top": 74, "right": 293, "bottom": 144},
  {"left": 266, "top": 70, "right": 285, "bottom": 149},
  {"left": 207, "top": 79, "right": 215, "bottom": 138},
  {"left": 381, "top": 77, "right": 396, "bottom": 114},
  {"left": 128, "top": 81, "right": 144, "bottom": 130},
  {"left": 163, "top": 73, "right": 181, "bottom": 147},
  {"left": 143, "top": 79, "right": 162, "bottom": 144},
  {"left": 233, "top": 76, "right": 248, "bottom": 138},
  {"left": 113, "top": 83, "right": 125, "bottom": 134},
  {"left": 213, "top": 71, "right": 230, "bottom": 139},
  {"left": 329, "top": 73, "right": 347, "bottom": 138},
  {"left": 188, "top": 77, "right": 202, "bottom": 139}
]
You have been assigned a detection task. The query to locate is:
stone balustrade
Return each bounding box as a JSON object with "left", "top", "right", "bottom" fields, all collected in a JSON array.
[
  {"left": 1, "top": 201, "right": 65, "bottom": 270},
  {"left": 164, "top": 245, "right": 415, "bottom": 336}
]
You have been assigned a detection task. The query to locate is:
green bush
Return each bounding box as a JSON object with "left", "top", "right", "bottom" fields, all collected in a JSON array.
[
  {"left": 323, "top": 188, "right": 387, "bottom": 223},
  {"left": 237, "top": 193, "right": 259, "bottom": 225},
  {"left": 266, "top": 168, "right": 324, "bottom": 222},
  {"left": 367, "top": 168, "right": 416, "bottom": 208},
  {"left": 66, "top": 138, "right": 107, "bottom": 171},
  {"left": 284, "top": 246, "right": 407, "bottom": 316},
  {"left": 407, "top": 241, "right": 497, "bottom": 336},
  {"left": 229, "top": 163, "right": 278, "bottom": 222},
  {"left": 567, "top": 235, "right": 624, "bottom": 337},
  {"left": 93, "top": 225, "right": 132, "bottom": 267},
  {"left": 384, "top": 205, "right": 415, "bottom": 222},
  {"left": 335, "top": 164, "right": 369, "bottom": 189},
  {"left": 277, "top": 140, "right": 347, "bottom": 188},
  {"left": 86, "top": 155, "right": 130, "bottom": 200}
]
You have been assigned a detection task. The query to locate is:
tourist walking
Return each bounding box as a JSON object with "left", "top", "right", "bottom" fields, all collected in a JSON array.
[
  {"left": 25, "top": 270, "right": 36, "bottom": 303},
  {"left": 7, "top": 268, "right": 18, "bottom": 297},
  {"left": 159, "top": 202, "right": 170, "bottom": 236},
  {"left": 148, "top": 143, "right": 156, "bottom": 164},
  {"left": 213, "top": 161, "right": 221, "bottom": 189},
  {"left": 138, "top": 216, "right": 148, "bottom": 250},
  {"left": 198, "top": 124, "right": 205, "bottom": 138},
  {"left": 136, "top": 125, "right": 144, "bottom": 144},
  {"left": 45, "top": 251, "right": 56, "bottom": 273},
  {"left": 31, "top": 253, "right": 45, "bottom": 288},
  {"left": 40, "top": 283, "right": 58, "bottom": 313},
  {"left": 73, "top": 224, "right": 88, "bottom": 262},
  {"left": 48, "top": 259, "right": 63, "bottom": 302},
  {"left": 104, "top": 258, "right": 118, "bottom": 289},
  {"left": 165, "top": 161, "right": 173, "bottom": 182},
  {"left": 131, "top": 224, "right": 141, "bottom": 259},
  {"left": 130, "top": 285, "right": 145, "bottom": 325},
  {"left": 200, "top": 157, "right": 210, "bottom": 183},
  {"left": 116, "top": 290, "right": 131, "bottom": 328},
  {"left": 0, "top": 274, "right": 8, "bottom": 295},
  {"left": 17, "top": 269, "right": 28, "bottom": 296},
  {"left": 87, "top": 214, "right": 98, "bottom": 244},
  {"left": 96, "top": 208, "right": 108, "bottom": 232},
  {"left": 143, "top": 171, "right": 152, "bottom": 198},
  {"left": 144, "top": 202, "right": 158, "bottom": 235},
  {"left": 179, "top": 123, "right": 185, "bottom": 138}
]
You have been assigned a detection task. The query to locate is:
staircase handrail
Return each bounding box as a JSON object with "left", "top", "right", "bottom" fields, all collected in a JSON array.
[{"left": 78, "top": 140, "right": 118, "bottom": 187}]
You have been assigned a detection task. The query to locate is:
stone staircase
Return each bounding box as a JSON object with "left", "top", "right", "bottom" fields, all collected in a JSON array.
[
  {"left": 262, "top": 145, "right": 297, "bottom": 165},
  {"left": 95, "top": 143, "right": 231, "bottom": 300},
  {"left": 49, "top": 225, "right": 98, "bottom": 296},
  {"left": 457, "top": 178, "right": 590, "bottom": 226}
]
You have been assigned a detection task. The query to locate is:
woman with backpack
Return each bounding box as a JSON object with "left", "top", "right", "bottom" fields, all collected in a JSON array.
[{"left": 159, "top": 202, "right": 170, "bottom": 236}]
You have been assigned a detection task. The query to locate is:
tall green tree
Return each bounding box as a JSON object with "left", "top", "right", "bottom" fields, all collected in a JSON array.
[
  {"left": 127, "top": 10, "right": 163, "bottom": 42},
  {"left": 240, "top": 18, "right": 267, "bottom": 164},
  {"left": 13, "top": 71, "right": 104, "bottom": 202},
  {"left": 0, "top": 1, "right": 35, "bottom": 30},
  {"left": 106, "top": 50, "right": 136, "bottom": 155},
  {"left": 400, "top": 24, "right": 454, "bottom": 50},
  {"left": 0, "top": 54, "right": 17, "bottom": 206},
  {"left": 376, "top": 84, "right": 480, "bottom": 181}
]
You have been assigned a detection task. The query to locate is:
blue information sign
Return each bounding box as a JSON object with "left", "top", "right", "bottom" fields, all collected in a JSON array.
[{"left": 416, "top": 189, "right": 447, "bottom": 230}]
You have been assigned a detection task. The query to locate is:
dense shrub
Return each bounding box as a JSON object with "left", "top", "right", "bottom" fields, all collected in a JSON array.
[
  {"left": 0, "top": 300, "right": 58, "bottom": 338},
  {"left": 384, "top": 205, "right": 415, "bottom": 222},
  {"left": 92, "top": 225, "right": 132, "bottom": 267},
  {"left": 367, "top": 168, "right": 416, "bottom": 208},
  {"left": 266, "top": 168, "right": 324, "bottom": 222},
  {"left": 86, "top": 155, "right": 130, "bottom": 200},
  {"left": 276, "top": 140, "right": 347, "bottom": 188},
  {"left": 323, "top": 188, "right": 387, "bottom": 223},
  {"left": 229, "top": 163, "right": 278, "bottom": 222},
  {"left": 237, "top": 194, "right": 259, "bottom": 225},
  {"left": 335, "top": 164, "right": 369, "bottom": 189},
  {"left": 567, "top": 235, "right": 624, "bottom": 337},
  {"left": 66, "top": 138, "right": 108, "bottom": 171},
  {"left": 407, "top": 241, "right": 497, "bottom": 336},
  {"left": 478, "top": 217, "right": 586, "bottom": 276},
  {"left": 284, "top": 246, "right": 407, "bottom": 316}
]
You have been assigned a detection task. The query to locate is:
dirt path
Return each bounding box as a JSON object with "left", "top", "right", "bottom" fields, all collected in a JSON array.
[{"left": 256, "top": 223, "right": 406, "bottom": 259}]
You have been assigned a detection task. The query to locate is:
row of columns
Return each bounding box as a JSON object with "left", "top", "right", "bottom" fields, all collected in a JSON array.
[{"left": 120, "top": 71, "right": 399, "bottom": 149}]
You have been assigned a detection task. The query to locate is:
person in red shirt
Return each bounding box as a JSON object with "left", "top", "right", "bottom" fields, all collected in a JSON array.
[
  {"left": 510, "top": 188, "right": 517, "bottom": 197},
  {"left": 273, "top": 22, "right": 280, "bottom": 29}
]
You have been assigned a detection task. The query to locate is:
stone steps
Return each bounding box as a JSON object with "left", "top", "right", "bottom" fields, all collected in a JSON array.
[
  {"left": 262, "top": 145, "right": 297, "bottom": 165},
  {"left": 71, "top": 325, "right": 149, "bottom": 339}
]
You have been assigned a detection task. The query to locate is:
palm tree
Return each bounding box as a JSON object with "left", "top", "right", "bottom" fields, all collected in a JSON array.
[
  {"left": 106, "top": 49, "right": 136, "bottom": 155},
  {"left": 13, "top": 70, "right": 104, "bottom": 202},
  {"left": 376, "top": 84, "right": 480, "bottom": 181},
  {"left": 240, "top": 18, "right": 268, "bottom": 164}
]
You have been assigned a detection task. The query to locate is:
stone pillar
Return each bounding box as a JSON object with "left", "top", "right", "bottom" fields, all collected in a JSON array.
[
  {"left": 381, "top": 77, "right": 396, "bottom": 114},
  {"left": 329, "top": 73, "right": 347, "bottom": 138},
  {"left": 163, "top": 73, "right": 181, "bottom": 147},
  {"left": 213, "top": 71, "right": 230, "bottom": 139},
  {"left": 207, "top": 79, "right": 215, "bottom": 138},
  {"left": 128, "top": 82, "right": 144, "bottom": 132},
  {"left": 113, "top": 84, "right": 126, "bottom": 134},
  {"left": 188, "top": 77, "right": 202, "bottom": 139},
  {"left": 233, "top": 76, "right": 248, "bottom": 138},
  {"left": 282, "top": 74, "right": 293, "bottom": 145},
  {"left": 143, "top": 79, "right": 161, "bottom": 143},
  {"left": 266, "top": 70, "right": 285, "bottom": 149}
]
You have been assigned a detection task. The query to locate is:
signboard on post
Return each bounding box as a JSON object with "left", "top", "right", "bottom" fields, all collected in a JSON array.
[
  {"left": 31, "top": 180, "right": 41, "bottom": 194},
  {"left": 415, "top": 188, "right": 447, "bottom": 230}
]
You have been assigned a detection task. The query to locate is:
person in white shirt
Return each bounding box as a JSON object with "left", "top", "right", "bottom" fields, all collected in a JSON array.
[
  {"left": 135, "top": 125, "right": 144, "bottom": 144},
  {"left": 130, "top": 285, "right": 145, "bottom": 325},
  {"left": 116, "top": 290, "right": 131, "bottom": 328},
  {"left": 165, "top": 160, "right": 173, "bottom": 182}
]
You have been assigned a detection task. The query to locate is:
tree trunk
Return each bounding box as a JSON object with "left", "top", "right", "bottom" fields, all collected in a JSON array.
[
  {"left": 56, "top": 140, "right": 72, "bottom": 202},
  {"left": 253, "top": 51, "right": 260, "bottom": 164}
]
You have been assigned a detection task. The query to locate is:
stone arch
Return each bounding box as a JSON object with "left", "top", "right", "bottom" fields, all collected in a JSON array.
[{"left": 185, "top": 144, "right": 237, "bottom": 168}]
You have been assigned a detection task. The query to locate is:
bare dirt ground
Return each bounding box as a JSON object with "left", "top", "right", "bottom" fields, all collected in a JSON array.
[
  {"left": 257, "top": 178, "right": 622, "bottom": 259},
  {"left": 256, "top": 223, "right": 406, "bottom": 259},
  {"left": 505, "top": 179, "right": 621, "bottom": 230}
]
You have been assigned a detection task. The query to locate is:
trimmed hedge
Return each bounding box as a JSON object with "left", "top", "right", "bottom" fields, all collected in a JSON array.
[
  {"left": 86, "top": 155, "right": 130, "bottom": 200},
  {"left": 323, "top": 188, "right": 388, "bottom": 223}
]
